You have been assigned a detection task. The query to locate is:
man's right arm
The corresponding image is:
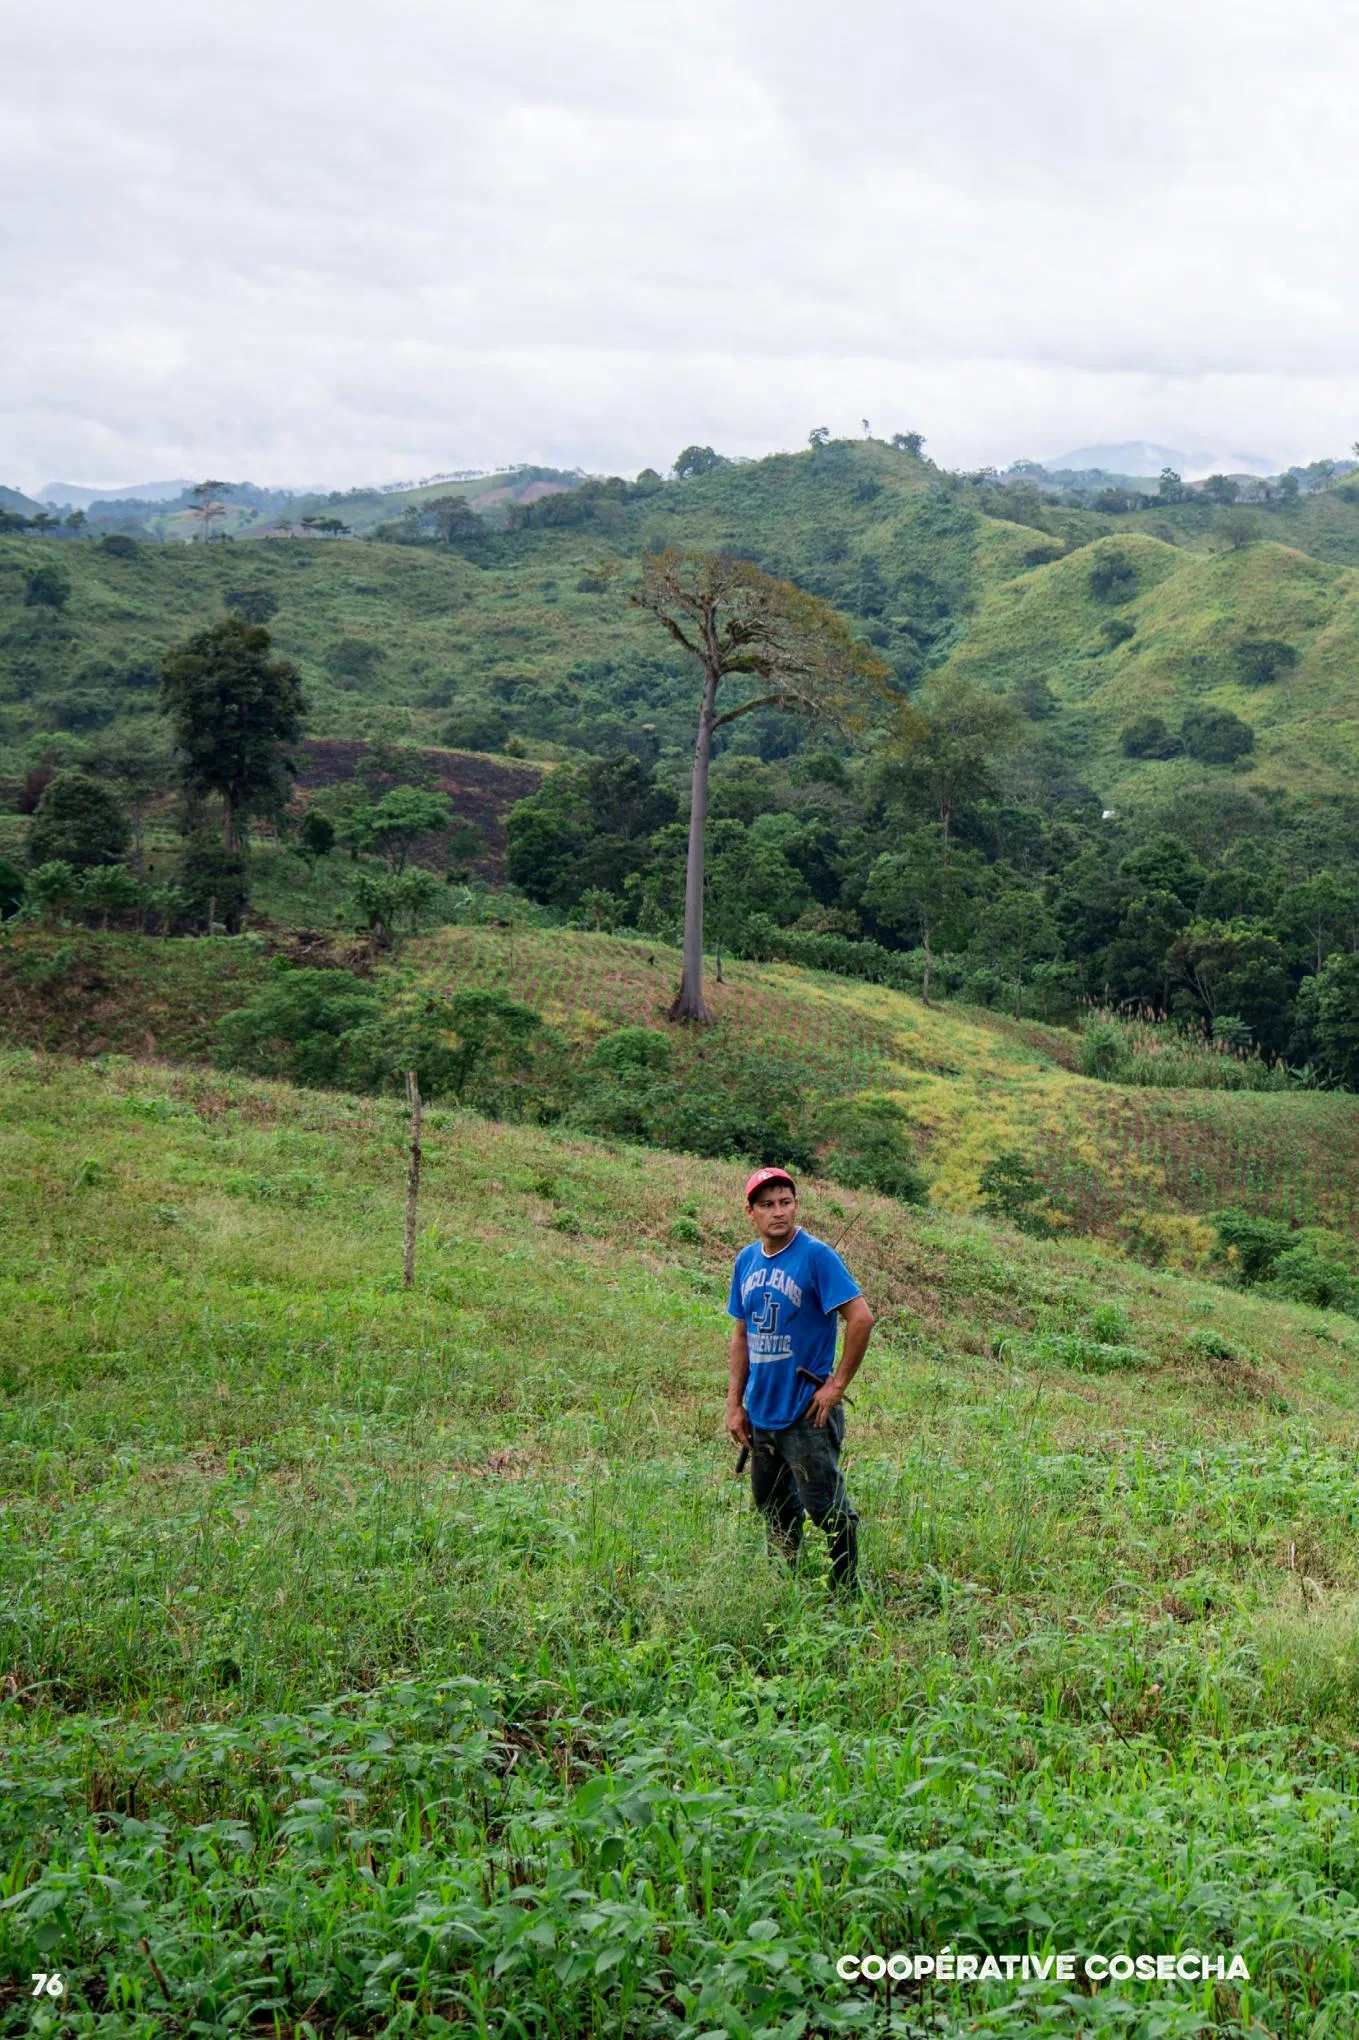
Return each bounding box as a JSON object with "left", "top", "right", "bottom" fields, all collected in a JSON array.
[{"left": 726, "top": 1321, "right": 752, "bottom": 1447}]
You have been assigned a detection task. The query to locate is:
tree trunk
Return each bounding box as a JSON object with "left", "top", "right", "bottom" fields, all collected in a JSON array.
[
  {"left": 403, "top": 1069, "right": 423, "bottom": 1290},
  {"left": 921, "top": 922, "right": 933, "bottom": 1007},
  {"left": 1014, "top": 976, "right": 1022, "bottom": 1021},
  {"left": 670, "top": 668, "right": 718, "bottom": 1023}
]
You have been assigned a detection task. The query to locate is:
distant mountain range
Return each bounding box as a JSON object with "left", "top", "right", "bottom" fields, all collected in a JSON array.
[
  {"left": 12, "top": 443, "right": 1298, "bottom": 511},
  {"left": 38, "top": 478, "right": 195, "bottom": 508},
  {"left": 1040, "top": 442, "right": 1279, "bottom": 481}
]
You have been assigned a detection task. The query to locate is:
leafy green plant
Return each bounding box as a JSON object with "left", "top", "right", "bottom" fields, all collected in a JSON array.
[
  {"left": 1214, "top": 1207, "right": 1294, "bottom": 1284},
  {"left": 216, "top": 966, "right": 381, "bottom": 1086},
  {"left": 26, "top": 771, "right": 130, "bottom": 871},
  {"left": 24, "top": 860, "right": 80, "bottom": 925},
  {"left": 818, "top": 1097, "right": 927, "bottom": 1204},
  {"left": 348, "top": 865, "right": 446, "bottom": 946},
  {"left": 1269, "top": 1245, "right": 1353, "bottom": 1311},
  {"left": 977, "top": 1150, "right": 1053, "bottom": 1235}
]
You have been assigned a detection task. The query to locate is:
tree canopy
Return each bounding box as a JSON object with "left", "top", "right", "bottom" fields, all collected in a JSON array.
[
  {"left": 631, "top": 547, "right": 892, "bottom": 1019},
  {"left": 159, "top": 617, "right": 308, "bottom": 848}
]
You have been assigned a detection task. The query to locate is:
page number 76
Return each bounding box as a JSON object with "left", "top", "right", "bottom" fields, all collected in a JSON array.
[{"left": 30, "top": 1975, "right": 65, "bottom": 1998}]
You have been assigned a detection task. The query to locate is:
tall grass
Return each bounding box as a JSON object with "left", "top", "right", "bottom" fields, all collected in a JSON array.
[{"left": 1079, "top": 1008, "right": 1297, "bottom": 1092}]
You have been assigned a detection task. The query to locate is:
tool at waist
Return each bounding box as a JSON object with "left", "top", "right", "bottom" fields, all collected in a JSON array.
[{"left": 797, "top": 1366, "right": 853, "bottom": 1408}]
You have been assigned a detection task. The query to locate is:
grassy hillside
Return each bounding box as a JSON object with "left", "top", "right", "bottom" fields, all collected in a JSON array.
[
  {"left": 6, "top": 924, "right": 1356, "bottom": 1247},
  {"left": 4, "top": 1047, "right": 1359, "bottom": 2033},
  {"left": 938, "top": 530, "right": 1359, "bottom": 802},
  {"left": 416, "top": 925, "right": 1359, "bottom": 1237},
  {"left": 11, "top": 439, "right": 1359, "bottom": 813},
  {"left": 0, "top": 442, "right": 1058, "bottom": 779}
]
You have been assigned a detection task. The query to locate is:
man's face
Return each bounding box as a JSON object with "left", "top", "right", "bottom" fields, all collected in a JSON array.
[{"left": 749, "top": 1184, "right": 798, "bottom": 1247}]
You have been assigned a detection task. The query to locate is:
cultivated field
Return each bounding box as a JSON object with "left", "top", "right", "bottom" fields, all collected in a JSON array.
[{"left": 420, "top": 926, "right": 1359, "bottom": 1237}]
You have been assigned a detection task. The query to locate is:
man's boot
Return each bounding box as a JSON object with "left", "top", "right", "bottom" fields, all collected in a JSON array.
[{"left": 828, "top": 1513, "right": 859, "bottom": 1591}]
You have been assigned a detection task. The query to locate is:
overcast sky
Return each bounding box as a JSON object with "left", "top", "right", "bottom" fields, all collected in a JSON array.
[{"left": 5, "top": 0, "right": 1359, "bottom": 492}]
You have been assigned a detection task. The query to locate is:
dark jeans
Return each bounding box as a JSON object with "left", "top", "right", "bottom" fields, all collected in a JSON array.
[{"left": 750, "top": 1403, "right": 859, "bottom": 1587}]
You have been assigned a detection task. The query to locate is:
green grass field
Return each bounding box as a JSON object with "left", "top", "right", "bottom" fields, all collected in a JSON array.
[{"left": 4, "top": 1049, "right": 1359, "bottom": 2034}]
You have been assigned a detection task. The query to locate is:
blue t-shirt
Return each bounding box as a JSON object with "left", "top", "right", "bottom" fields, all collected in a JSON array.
[{"left": 727, "top": 1228, "right": 862, "bottom": 1431}]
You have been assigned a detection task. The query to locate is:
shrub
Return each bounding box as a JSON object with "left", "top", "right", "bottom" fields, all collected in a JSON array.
[
  {"left": 818, "top": 1098, "right": 927, "bottom": 1205},
  {"left": 1182, "top": 707, "right": 1254, "bottom": 765},
  {"left": 339, "top": 987, "right": 544, "bottom": 1106},
  {"left": 323, "top": 639, "right": 385, "bottom": 685},
  {"left": 216, "top": 968, "right": 382, "bottom": 1086},
  {"left": 35, "top": 689, "right": 116, "bottom": 732},
  {"left": 1289, "top": 953, "right": 1359, "bottom": 1089},
  {"left": 179, "top": 835, "right": 250, "bottom": 932},
  {"left": 1088, "top": 550, "right": 1137, "bottom": 603},
  {"left": 1118, "top": 1212, "right": 1215, "bottom": 1271},
  {"left": 1079, "top": 1021, "right": 1124, "bottom": 1078},
  {"left": 27, "top": 771, "right": 131, "bottom": 871},
  {"left": 225, "top": 589, "right": 279, "bottom": 625},
  {"left": 24, "top": 565, "right": 70, "bottom": 610},
  {"left": 1235, "top": 638, "right": 1298, "bottom": 687},
  {"left": 299, "top": 810, "right": 336, "bottom": 860},
  {"left": 1120, "top": 714, "right": 1182, "bottom": 759},
  {"left": 98, "top": 534, "right": 140, "bottom": 558},
  {"left": 442, "top": 707, "right": 509, "bottom": 752},
  {"left": 1214, "top": 1208, "right": 1293, "bottom": 1284},
  {"left": 24, "top": 861, "right": 80, "bottom": 924},
  {"left": 978, "top": 1150, "right": 1053, "bottom": 1235},
  {"left": 1101, "top": 616, "right": 1136, "bottom": 648},
  {"left": 588, "top": 1027, "right": 671, "bottom": 1076},
  {"left": 348, "top": 866, "right": 447, "bottom": 946},
  {"left": 572, "top": 1029, "right": 817, "bottom": 1171},
  {"left": 1031, "top": 1332, "right": 1147, "bottom": 1373},
  {"left": 1268, "top": 1246, "right": 1353, "bottom": 1311},
  {"left": 77, "top": 864, "right": 141, "bottom": 929}
]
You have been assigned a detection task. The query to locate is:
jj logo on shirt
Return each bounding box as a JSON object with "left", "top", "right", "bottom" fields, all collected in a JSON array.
[{"left": 750, "top": 1291, "right": 782, "bottom": 1334}]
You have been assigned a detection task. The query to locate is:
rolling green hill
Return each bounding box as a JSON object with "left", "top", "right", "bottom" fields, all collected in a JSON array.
[
  {"left": 939, "top": 530, "right": 1359, "bottom": 802},
  {"left": 8, "top": 438, "right": 1359, "bottom": 802}
]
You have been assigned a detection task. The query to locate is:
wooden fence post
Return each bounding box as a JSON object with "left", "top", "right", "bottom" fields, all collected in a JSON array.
[{"left": 403, "top": 1069, "right": 423, "bottom": 1290}]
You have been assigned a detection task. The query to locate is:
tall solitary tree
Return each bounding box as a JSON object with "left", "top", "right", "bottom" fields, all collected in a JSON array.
[
  {"left": 632, "top": 548, "right": 890, "bottom": 1021},
  {"left": 189, "top": 480, "right": 231, "bottom": 542},
  {"left": 159, "top": 617, "right": 308, "bottom": 850}
]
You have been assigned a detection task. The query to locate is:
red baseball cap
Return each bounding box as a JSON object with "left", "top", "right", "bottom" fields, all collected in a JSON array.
[{"left": 745, "top": 1166, "right": 797, "bottom": 1204}]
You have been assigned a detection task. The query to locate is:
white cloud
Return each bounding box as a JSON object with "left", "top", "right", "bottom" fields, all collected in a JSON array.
[{"left": 4, "top": 0, "right": 1359, "bottom": 490}]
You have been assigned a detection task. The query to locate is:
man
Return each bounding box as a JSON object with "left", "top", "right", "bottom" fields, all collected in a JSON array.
[{"left": 726, "top": 1167, "right": 874, "bottom": 1588}]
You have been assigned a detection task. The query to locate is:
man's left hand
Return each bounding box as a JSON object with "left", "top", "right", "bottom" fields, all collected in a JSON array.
[{"left": 807, "top": 1378, "right": 843, "bottom": 1428}]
